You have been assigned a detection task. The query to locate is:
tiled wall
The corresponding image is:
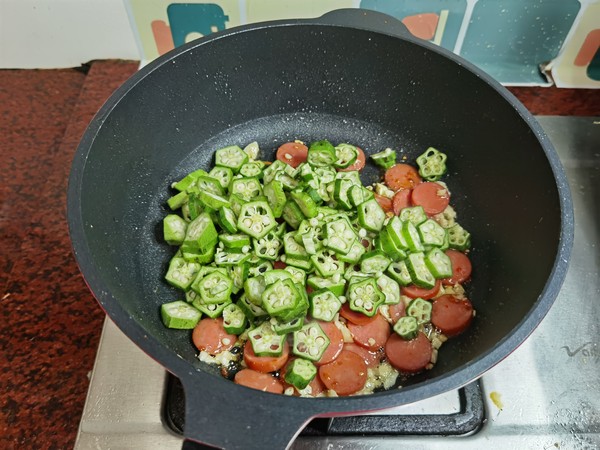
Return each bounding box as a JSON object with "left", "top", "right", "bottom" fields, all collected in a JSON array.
[{"left": 127, "top": 0, "right": 600, "bottom": 87}]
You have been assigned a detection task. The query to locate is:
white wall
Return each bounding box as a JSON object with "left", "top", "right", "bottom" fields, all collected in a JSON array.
[{"left": 0, "top": 0, "right": 140, "bottom": 69}]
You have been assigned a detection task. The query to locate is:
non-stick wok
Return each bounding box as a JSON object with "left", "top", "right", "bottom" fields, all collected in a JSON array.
[{"left": 67, "top": 9, "right": 573, "bottom": 450}]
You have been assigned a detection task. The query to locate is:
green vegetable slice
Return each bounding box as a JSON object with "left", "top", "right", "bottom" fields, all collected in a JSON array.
[
  {"left": 416, "top": 147, "right": 447, "bottom": 181},
  {"left": 292, "top": 322, "right": 330, "bottom": 361},
  {"left": 160, "top": 301, "right": 201, "bottom": 329},
  {"left": 237, "top": 200, "right": 277, "bottom": 239},
  {"left": 285, "top": 358, "right": 318, "bottom": 390}
]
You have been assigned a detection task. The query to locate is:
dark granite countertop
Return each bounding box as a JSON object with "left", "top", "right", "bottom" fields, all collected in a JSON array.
[{"left": 0, "top": 60, "right": 598, "bottom": 449}]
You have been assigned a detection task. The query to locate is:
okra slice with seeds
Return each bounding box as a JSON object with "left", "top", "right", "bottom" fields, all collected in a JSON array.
[
  {"left": 285, "top": 358, "right": 318, "bottom": 390},
  {"left": 360, "top": 250, "right": 392, "bottom": 274},
  {"left": 253, "top": 230, "right": 283, "bottom": 260},
  {"left": 213, "top": 248, "right": 251, "bottom": 266},
  {"left": 222, "top": 303, "right": 247, "bottom": 335},
  {"left": 399, "top": 206, "right": 428, "bottom": 226},
  {"left": 448, "top": 222, "right": 471, "bottom": 251},
  {"left": 248, "top": 321, "right": 286, "bottom": 357},
  {"left": 347, "top": 278, "right": 385, "bottom": 317},
  {"left": 393, "top": 316, "right": 419, "bottom": 340},
  {"left": 310, "top": 289, "right": 342, "bottom": 322},
  {"left": 307, "top": 140, "right": 337, "bottom": 167},
  {"left": 237, "top": 200, "right": 277, "bottom": 239},
  {"left": 333, "top": 143, "right": 359, "bottom": 169},
  {"left": 209, "top": 166, "right": 233, "bottom": 190},
  {"left": 425, "top": 247, "right": 453, "bottom": 278},
  {"left": 183, "top": 212, "right": 218, "bottom": 254},
  {"left": 357, "top": 198, "right": 386, "bottom": 232},
  {"left": 418, "top": 219, "right": 447, "bottom": 248},
  {"left": 160, "top": 301, "right": 202, "bottom": 329},
  {"left": 243, "top": 276, "right": 266, "bottom": 306},
  {"left": 377, "top": 228, "right": 407, "bottom": 261},
  {"left": 283, "top": 232, "right": 310, "bottom": 261},
  {"left": 284, "top": 266, "right": 307, "bottom": 285},
  {"left": 387, "top": 260, "right": 413, "bottom": 286},
  {"left": 239, "top": 161, "right": 265, "bottom": 179},
  {"left": 337, "top": 240, "right": 366, "bottom": 264},
  {"left": 193, "top": 299, "right": 231, "bottom": 319},
  {"left": 324, "top": 217, "right": 357, "bottom": 255},
  {"left": 237, "top": 294, "right": 268, "bottom": 321},
  {"left": 406, "top": 252, "right": 436, "bottom": 288},
  {"left": 377, "top": 273, "right": 401, "bottom": 305},
  {"left": 292, "top": 322, "right": 330, "bottom": 361},
  {"left": 165, "top": 257, "right": 201, "bottom": 290},
  {"left": 261, "top": 278, "right": 302, "bottom": 320},
  {"left": 195, "top": 175, "right": 225, "bottom": 196},
  {"left": 242, "top": 141, "right": 260, "bottom": 160},
  {"left": 310, "top": 250, "right": 344, "bottom": 278},
  {"left": 196, "top": 271, "right": 233, "bottom": 304},
  {"left": 214, "top": 145, "right": 248, "bottom": 173},
  {"left": 407, "top": 298, "right": 433, "bottom": 324},
  {"left": 333, "top": 178, "right": 354, "bottom": 210},
  {"left": 230, "top": 177, "right": 263, "bottom": 202},
  {"left": 416, "top": 147, "right": 447, "bottom": 182}
]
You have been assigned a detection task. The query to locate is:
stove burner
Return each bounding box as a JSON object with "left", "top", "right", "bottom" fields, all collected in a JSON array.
[{"left": 164, "top": 374, "right": 485, "bottom": 444}]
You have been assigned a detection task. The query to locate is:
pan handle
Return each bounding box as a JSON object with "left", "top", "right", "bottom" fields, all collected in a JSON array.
[
  {"left": 180, "top": 376, "right": 314, "bottom": 450},
  {"left": 310, "top": 8, "right": 411, "bottom": 39}
]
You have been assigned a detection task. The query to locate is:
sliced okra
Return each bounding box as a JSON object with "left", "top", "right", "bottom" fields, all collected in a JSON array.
[
  {"left": 160, "top": 301, "right": 202, "bottom": 329},
  {"left": 165, "top": 257, "right": 201, "bottom": 290},
  {"left": 292, "top": 321, "right": 330, "bottom": 361},
  {"left": 222, "top": 303, "right": 247, "bottom": 335},
  {"left": 163, "top": 214, "right": 187, "bottom": 245},
  {"left": 347, "top": 278, "right": 385, "bottom": 317},
  {"left": 284, "top": 358, "right": 318, "bottom": 390},
  {"left": 209, "top": 166, "right": 233, "bottom": 190},
  {"left": 230, "top": 177, "right": 263, "bottom": 202},
  {"left": 237, "top": 200, "right": 277, "bottom": 239},
  {"left": 253, "top": 230, "right": 283, "bottom": 260},
  {"left": 214, "top": 145, "right": 248, "bottom": 173},
  {"left": 377, "top": 273, "right": 401, "bottom": 305},
  {"left": 310, "top": 289, "right": 342, "bottom": 322},
  {"left": 248, "top": 321, "right": 286, "bottom": 357},
  {"left": 406, "top": 297, "right": 432, "bottom": 324}
]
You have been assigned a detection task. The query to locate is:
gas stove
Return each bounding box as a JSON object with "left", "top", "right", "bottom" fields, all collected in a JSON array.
[{"left": 75, "top": 116, "right": 600, "bottom": 450}]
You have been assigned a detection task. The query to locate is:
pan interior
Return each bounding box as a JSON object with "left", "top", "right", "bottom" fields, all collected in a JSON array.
[{"left": 76, "top": 24, "right": 562, "bottom": 390}]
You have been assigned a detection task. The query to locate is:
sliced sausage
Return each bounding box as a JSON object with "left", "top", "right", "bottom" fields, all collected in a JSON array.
[
  {"left": 318, "top": 350, "right": 368, "bottom": 396},
  {"left": 385, "top": 332, "right": 432, "bottom": 373},
  {"left": 431, "top": 294, "right": 474, "bottom": 337}
]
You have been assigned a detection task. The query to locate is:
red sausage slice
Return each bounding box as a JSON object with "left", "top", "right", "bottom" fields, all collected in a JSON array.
[
  {"left": 384, "top": 164, "right": 422, "bottom": 191},
  {"left": 344, "top": 342, "right": 382, "bottom": 367},
  {"left": 387, "top": 301, "right": 406, "bottom": 324},
  {"left": 318, "top": 350, "right": 368, "bottom": 396},
  {"left": 276, "top": 142, "right": 308, "bottom": 168},
  {"left": 411, "top": 182, "right": 450, "bottom": 215},
  {"left": 347, "top": 313, "right": 391, "bottom": 351},
  {"left": 243, "top": 340, "right": 290, "bottom": 373},
  {"left": 340, "top": 303, "right": 378, "bottom": 325},
  {"left": 385, "top": 332, "right": 432, "bottom": 373},
  {"left": 431, "top": 294, "right": 474, "bottom": 337},
  {"left": 401, "top": 279, "right": 442, "bottom": 300},
  {"left": 315, "top": 321, "right": 345, "bottom": 366},
  {"left": 442, "top": 249, "right": 472, "bottom": 285},
  {"left": 392, "top": 189, "right": 412, "bottom": 215},
  {"left": 234, "top": 369, "right": 284, "bottom": 393},
  {"left": 337, "top": 146, "right": 366, "bottom": 172},
  {"left": 374, "top": 193, "right": 393, "bottom": 213},
  {"left": 192, "top": 318, "right": 237, "bottom": 355}
]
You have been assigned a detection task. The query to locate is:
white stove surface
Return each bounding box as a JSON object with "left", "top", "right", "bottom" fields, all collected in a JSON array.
[{"left": 75, "top": 116, "right": 600, "bottom": 450}]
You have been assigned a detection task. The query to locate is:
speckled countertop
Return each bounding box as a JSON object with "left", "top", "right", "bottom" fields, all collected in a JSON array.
[{"left": 0, "top": 60, "right": 598, "bottom": 449}]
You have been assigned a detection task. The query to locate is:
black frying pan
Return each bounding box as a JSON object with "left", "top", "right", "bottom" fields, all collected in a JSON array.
[{"left": 67, "top": 9, "right": 573, "bottom": 449}]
